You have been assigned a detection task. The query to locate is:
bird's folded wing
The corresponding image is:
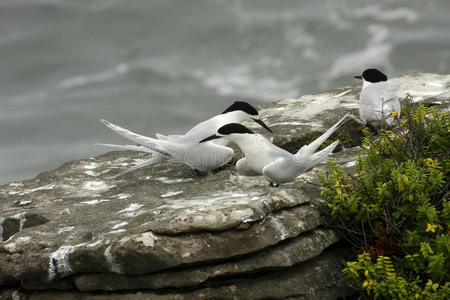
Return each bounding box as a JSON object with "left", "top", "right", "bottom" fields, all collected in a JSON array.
[
  {"left": 381, "top": 84, "right": 398, "bottom": 104},
  {"left": 95, "top": 143, "right": 157, "bottom": 153},
  {"left": 155, "top": 133, "right": 184, "bottom": 141},
  {"left": 100, "top": 119, "right": 172, "bottom": 156}
]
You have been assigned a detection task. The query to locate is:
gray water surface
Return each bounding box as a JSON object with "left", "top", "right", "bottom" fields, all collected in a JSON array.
[{"left": 1, "top": 0, "right": 450, "bottom": 184}]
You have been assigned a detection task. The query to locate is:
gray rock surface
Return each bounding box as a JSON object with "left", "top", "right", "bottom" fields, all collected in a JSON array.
[{"left": 1, "top": 72, "right": 449, "bottom": 299}]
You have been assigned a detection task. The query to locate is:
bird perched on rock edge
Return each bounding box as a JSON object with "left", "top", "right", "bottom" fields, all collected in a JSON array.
[
  {"left": 98, "top": 101, "right": 272, "bottom": 175},
  {"left": 354, "top": 68, "right": 400, "bottom": 129},
  {"left": 200, "top": 113, "right": 350, "bottom": 186}
]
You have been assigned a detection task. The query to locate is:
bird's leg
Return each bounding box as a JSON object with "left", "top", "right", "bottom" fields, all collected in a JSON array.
[
  {"left": 269, "top": 182, "right": 279, "bottom": 188},
  {"left": 211, "top": 154, "right": 241, "bottom": 174},
  {"left": 230, "top": 153, "right": 240, "bottom": 165},
  {"left": 211, "top": 165, "right": 228, "bottom": 174},
  {"left": 193, "top": 169, "right": 207, "bottom": 177}
]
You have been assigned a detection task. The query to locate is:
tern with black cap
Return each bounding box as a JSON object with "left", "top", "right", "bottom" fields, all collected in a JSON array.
[
  {"left": 200, "top": 113, "right": 350, "bottom": 186},
  {"left": 354, "top": 68, "right": 400, "bottom": 128},
  {"left": 98, "top": 101, "right": 272, "bottom": 175}
]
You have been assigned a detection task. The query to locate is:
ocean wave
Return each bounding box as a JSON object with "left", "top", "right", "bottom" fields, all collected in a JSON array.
[
  {"left": 321, "top": 24, "right": 393, "bottom": 88},
  {"left": 57, "top": 64, "right": 130, "bottom": 89},
  {"left": 192, "top": 64, "right": 300, "bottom": 102},
  {"left": 353, "top": 5, "right": 419, "bottom": 23}
]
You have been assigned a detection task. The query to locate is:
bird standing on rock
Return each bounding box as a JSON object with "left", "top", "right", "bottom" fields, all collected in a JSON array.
[
  {"left": 98, "top": 101, "right": 272, "bottom": 175},
  {"left": 354, "top": 68, "right": 400, "bottom": 128},
  {"left": 200, "top": 113, "right": 350, "bottom": 186}
]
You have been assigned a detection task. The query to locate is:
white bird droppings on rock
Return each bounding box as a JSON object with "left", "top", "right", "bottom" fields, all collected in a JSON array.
[
  {"left": 11, "top": 213, "right": 26, "bottom": 231},
  {"left": 161, "top": 191, "right": 184, "bottom": 198},
  {"left": 270, "top": 217, "right": 288, "bottom": 240},
  {"left": 84, "top": 162, "right": 100, "bottom": 170},
  {"left": 154, "top": 177, "right": 194, "bottom": 184},
  {"left": 58, "top": 226, "right": 75, "bottom": 234},
  {"left": 48, "top": 242, "right": 88, "bottom": 281},
  {"left": 19, "top": 199, "right": 32, "bottom": 206},
  {"left": 9, "top": 184, "right": 55, "bottom": 195},
  {"left": 48, "top": 246, "right": 73, "bottom": 281},
  {"left": 12, "top": 290, "right": 20, "bottom": 300},
  {"left": 118, "top": 203, "right": 144, "bottom": 217},
  {"left": 87, "top": 239, "right": 104, "bottom": 247},
  {"left": 82, "top": 181, "right": 115, "bottom": 191},
  {"left": 112, "top": 193, "right": 131, "bottom": 199},
  {"left": 84, "top": 170, "right": 99, "bottom": 177},
  {"left": 112, "top": 222, "right": 128, "bottom": 230},
  {"left": 104, "top": 245, "right": 124, "bottom": 274},
  {"left": 81, "top": 199, "right": 110, "bottom": 205}
]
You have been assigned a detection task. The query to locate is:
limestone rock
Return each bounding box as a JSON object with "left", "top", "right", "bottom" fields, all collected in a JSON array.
[{"left": 1, "top": 72, "right": 449, "bottom": 299}]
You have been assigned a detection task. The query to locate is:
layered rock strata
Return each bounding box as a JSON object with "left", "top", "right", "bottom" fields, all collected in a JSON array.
[{"left": 1, "top": 73, "right": 449, "bottom": 299}]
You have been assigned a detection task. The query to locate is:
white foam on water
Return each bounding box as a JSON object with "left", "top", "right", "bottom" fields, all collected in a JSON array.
[
  {"left": 104, "top": 245, "right": 124, "bottom": 274},
  {"left": 58, "top": 63, "right": 130, "bottom": 89},
  {"left": 354, "top": 5, "right": 419, "bottom": 23}
]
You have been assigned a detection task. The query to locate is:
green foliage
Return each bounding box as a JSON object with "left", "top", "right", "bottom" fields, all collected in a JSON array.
[{"left": 319, "top": 101, "right": 450, "bottom": 299}]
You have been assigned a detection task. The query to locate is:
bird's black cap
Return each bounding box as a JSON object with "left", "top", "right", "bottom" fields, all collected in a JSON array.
[
  {"left": 222, "top": 101, "right": 258, "bottom": 116},
  {"left": 354, "top": 68, "right": 388, "bottom": 83},
  {"left": 199, "top": 123, "right": 255, "bottom": 143},
  {"left": 218, "top": 123, "right": 255, "bottom": 135}
]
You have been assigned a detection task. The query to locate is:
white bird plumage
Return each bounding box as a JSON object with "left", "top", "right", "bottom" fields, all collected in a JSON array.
[
  {"left": 355, "top": 68, "right": 400, "bottom": 128},
  {"left": 98, "top": 101, "right": 272, "bottom": 175},
  {"left": 200, "top": 113, "right": 350, "bottom": 185}
]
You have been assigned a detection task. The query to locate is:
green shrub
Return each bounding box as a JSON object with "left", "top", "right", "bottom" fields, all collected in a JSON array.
[{"left": 319, "top": 100, "right": 449, "bottom": 299}]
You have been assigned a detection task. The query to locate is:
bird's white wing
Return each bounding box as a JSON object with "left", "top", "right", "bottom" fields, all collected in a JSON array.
[
  {"left": 295, "top": 113, "right": 349, "bottom": 158},
  {"left": 155, "top": 133, "right": 184, "bottom": 141},
  {"left": 95, "top": 143, "right": 157, "bottom": 153},
  {"left": 100, "top": 119, "right": 172, "bottom": 156},
  {"left": 262, "top": 157, "right": 292, "bottom": 184},
  {"left": 381, "top": 84, "right": 400, "bottom": 115},
  {"left": 236, "top": 157, "right": 261, "bottom": 176},
  {"left": 115, "top": 155, "right": 164, "bottom": 177},
  {"left": 181, "top": 114, "right": 225, "bottom": 141}
]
